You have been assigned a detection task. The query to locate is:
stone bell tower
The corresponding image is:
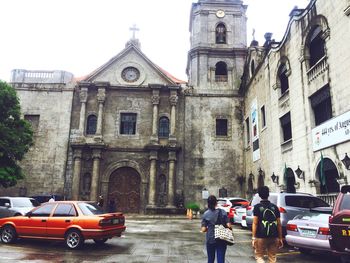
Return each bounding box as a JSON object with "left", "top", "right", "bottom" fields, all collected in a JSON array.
[{"left": 184, "top": 0, "right": 247, "bottom": 204}]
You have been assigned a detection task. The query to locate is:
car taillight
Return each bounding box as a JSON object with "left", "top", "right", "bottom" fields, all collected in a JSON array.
[
  {"left": 242, "top": 215, "right": 246, "bottom": 220},
  {"left": 247, "top": 206, "right": 253, "bottom": 211},
  {"left": 318, "top": 227, "right": 330, "bottom": 235},
  {"left": 99, "top": 218, "right": 112, "bottom": 226},
  {"left": 279, "top": 207, "right": 286, "bottom": 213},
  {"left": 230, "top": 208, "right": 236, "bottom": 213},
  {"left": 287, "top": 223, "right": 298, "bottom": 232}
]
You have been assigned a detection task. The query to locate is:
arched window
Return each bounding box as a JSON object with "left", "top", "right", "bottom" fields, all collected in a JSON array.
[
  {"left": 278, "top": 63, "right": 289, "bottom": 94},
  {"left": 215, "top": 61, "right": 228, "bottom": 82},
  {"left": 308, "top": 25, "right": 325, "bottom": 67},
  {"left": 216, "top": 23, "right": 226, "bottom": 44},
  {"left": 158, "top": 117, "right": 169, "bottom": 137},
  {"left": 86, "top": 115, "right": 97, "bottom": 135}
]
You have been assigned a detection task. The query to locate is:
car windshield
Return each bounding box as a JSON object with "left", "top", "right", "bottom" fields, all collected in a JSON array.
[
  {"left": 78, "top": 202, "right": 104, "bottom": 215},
  {"left": 294, "top": 212, "right": 330, "bottom": 222},
  {"left": 11, "top": 198, "right": 37, "bottom": 207},
  {"left": 285, "top": 196, "right": 329, "bottom": 208},
  {"left": 340, "top": 194, "right": 350, "bottom": 210}
]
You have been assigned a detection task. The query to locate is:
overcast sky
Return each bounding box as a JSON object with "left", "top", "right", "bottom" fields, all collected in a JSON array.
[{"left": 0, "top": 0, "right": 309, "bottom": 82}]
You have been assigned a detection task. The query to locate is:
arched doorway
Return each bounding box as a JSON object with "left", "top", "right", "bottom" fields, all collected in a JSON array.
[
  {"left": 108, "top": 167, "right": 141, "bottom": 213},
  {"left": 316, "top": 158, "right": 340, "bottom": 194},
  {"left": 285, "top": 168, "right": 296, "bottom": 193}
]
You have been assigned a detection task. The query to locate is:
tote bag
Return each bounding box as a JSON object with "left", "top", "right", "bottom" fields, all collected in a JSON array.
[{"left": 214, "top": 209, "right": 235, "bottom": 245}]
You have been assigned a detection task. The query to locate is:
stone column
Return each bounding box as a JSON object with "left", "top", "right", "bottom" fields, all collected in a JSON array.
[
  {"left": 168, "top": 87, "right": 179, "bottom": 138},
  {"left": 78, "top": 87, "right": 88, "bottom": 135},
  {"left": 147, "top": 150, "right": 158, "bottom": 207},
  {"left": 96, "top": 87, "right": 106, "bottom": 135},
  {"left": 151, "top": 94, "right": 160, "bottom": 137},
  {"left": 167, "top": 151, "right": 177, "bottom": 208},
  {"left": 90, "top": 149, "right": 101, "bottom": 201},
  {"left": 72, "top": 149, "right": 82, "bottom": 200}
]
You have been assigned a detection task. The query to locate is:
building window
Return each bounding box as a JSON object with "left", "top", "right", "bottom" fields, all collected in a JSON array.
[
  {"left": 24, "top": 115, "right": 40, "bottom": 133},
  {"left": 280, "top": 112, "right": 292, "bottom": 142},
  {"left": 158, "top": 117, "right": 169, "bottom": 138},
  {"left": 215, "top": 61, "right": 228, "bottom": 82},
  {"left": 216, "top": 23, "right": 226, "bottom": 44},
  {"left": 310, "top": 85, "right": 332, "bottom": 126},
  {"left": 216, "top": 119, "right": 228, "bottom": 136},
  {"left": 120, "top": 113, "right": 137, "bottom": 135},
  {"left": 245, "top": 117, "right": 250, "bottom": 146},
  {"left": 278, "top": 63, "right": 289, "bottom": 94},
  {"left": 308, "top": 25, "right": 325, "bottom": 67},
  {"left": 261, "top": 106, "right": 266, "bottom": 128},
  {"left": 86, "top": 115, "right": 97, "bottom": 135}
]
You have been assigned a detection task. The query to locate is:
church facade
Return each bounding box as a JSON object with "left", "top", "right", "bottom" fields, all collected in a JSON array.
[{"left": 3, "top": 0, "right": 350, "bottom": 212}]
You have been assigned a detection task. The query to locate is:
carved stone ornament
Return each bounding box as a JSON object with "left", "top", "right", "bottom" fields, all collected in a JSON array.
[
  {"left": 151, "top": 95, "right": 160, "bottom": 105},
  {"left": 169, "top": 95, "right": 178, "bottom": 106},
  {"left": 97, "top": 88, "right": 106, "bottom": 103},
  {"left": 92, "top": 149, "right": 102, "bottom": 159},
  {"left": 79, "top": 88, "right": 88, "bottom": 103},
  {"left": 73, "top": 149, "right": 83, "bottom": 159}
]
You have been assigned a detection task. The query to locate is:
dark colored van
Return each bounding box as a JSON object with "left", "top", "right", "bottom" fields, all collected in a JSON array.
[{"left": 329, "top": 185, "right": 350, "bottom": 262}]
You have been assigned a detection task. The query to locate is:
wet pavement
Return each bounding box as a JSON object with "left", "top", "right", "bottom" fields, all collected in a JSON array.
[{"left": 0, "top": 215, "right": 341, "bottom": 262}]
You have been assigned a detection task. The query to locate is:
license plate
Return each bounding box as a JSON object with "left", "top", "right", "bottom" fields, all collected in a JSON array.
[
  {"left": 112, "top": 218, "right": 119, "bottom": 224},
  {"left": 300, "top": 228, "right": 317, "bottom": 238}
]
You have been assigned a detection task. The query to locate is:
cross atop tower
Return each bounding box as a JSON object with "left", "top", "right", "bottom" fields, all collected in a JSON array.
[{"left": 129, "top": 24, "right": 139, "bottom": 39}]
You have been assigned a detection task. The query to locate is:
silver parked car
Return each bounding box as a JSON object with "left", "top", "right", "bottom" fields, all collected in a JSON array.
[
  {"left": 0, "top": 197, "right": 40, "bottom": 218},
  {"left": 245, "top": 192, "right": 330, "bottom": 235},
  {"left": 285, "top": 207, "right": 332, "bottom": 254}
]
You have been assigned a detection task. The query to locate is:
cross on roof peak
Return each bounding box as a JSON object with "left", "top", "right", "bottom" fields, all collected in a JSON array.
[{"left": 129, "top": 24, "right": 140, "bottom": 39}]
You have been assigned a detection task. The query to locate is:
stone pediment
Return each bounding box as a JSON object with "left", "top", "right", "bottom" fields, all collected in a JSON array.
[{"left": 82, "top": 43, "right": 185, "bottom": 86}]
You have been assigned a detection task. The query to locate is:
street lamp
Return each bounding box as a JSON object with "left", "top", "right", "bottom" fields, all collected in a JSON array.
[
  {"left": 295, "top": 166, "right": 304, "bottom": 180},
  {"left": 271, "top": 172, "right": 279, "bottom": 184},
  {"left": 341, "top": 153, "right": 350, "bottom": 170}
]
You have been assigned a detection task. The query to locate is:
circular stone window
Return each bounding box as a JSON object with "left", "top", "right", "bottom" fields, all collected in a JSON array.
[{"left": 121, "top": 67, "right": 140, "bottom": 83}]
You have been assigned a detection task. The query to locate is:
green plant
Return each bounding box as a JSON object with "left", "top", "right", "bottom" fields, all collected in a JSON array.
[{"left": 185, "top": 202, "right": 200, "bottom": 212}]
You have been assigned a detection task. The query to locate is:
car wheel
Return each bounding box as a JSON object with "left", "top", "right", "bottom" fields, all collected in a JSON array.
[
  {"left": 93, "top": 238, "right": 108, "bottom": 245},
  {"left": 65, "top": 229, "right": 84, "bottom": 249},
  {"left": 299, "top": 248, "right": 312, "bottom": 254},
  {"left": 1, "top": 225, "right": 17, "bottom": 244}
]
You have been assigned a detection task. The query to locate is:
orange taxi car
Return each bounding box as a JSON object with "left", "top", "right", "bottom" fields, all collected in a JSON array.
[{"left": 0, "top": 201, "right": 126, "bottom": 249}]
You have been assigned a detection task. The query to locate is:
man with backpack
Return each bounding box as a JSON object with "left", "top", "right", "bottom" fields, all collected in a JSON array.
[{"left": 252, "top": 186, "right": 283, "bottom": 263}]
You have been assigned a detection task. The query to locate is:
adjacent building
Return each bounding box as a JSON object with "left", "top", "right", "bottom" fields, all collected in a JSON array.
[{"left": 2, "top": 0, "right": 350, "bottom": 211}]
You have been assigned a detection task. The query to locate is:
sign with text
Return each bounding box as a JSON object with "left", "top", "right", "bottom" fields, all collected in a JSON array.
[{"left": 312, "top": 110, "right": 350, "bottom": 151}]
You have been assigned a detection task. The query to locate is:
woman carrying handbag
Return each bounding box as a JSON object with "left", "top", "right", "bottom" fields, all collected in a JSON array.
[{"left": 201, "top": 195, "right": 232, "bottom": 263}]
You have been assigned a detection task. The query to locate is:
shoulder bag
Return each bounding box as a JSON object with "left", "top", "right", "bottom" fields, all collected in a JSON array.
[{"left": 214, "top": 209, "right": 235, "bottom": 245}]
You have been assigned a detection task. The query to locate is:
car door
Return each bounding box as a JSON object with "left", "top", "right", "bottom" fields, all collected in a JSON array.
[
  {"left": 46, "top": 203, "right": 77, "bottom": 238},
  {"left": 0, "top": 198, "right": 11, "bottom": 218},
  {"left": 329, "top": 191, "right": 350, "bottom": 253},
  {"left": 15, "top": 203, "right": 56, "bottom": 237}
]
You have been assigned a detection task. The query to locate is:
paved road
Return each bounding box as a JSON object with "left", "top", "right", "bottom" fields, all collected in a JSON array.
[{"left": 0, "top": 216, "right": 340, "bottom": 262}]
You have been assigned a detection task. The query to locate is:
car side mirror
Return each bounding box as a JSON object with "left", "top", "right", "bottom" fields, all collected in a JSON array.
[{"left": 4, "top": 203, "right": 10, "bottom": 208}]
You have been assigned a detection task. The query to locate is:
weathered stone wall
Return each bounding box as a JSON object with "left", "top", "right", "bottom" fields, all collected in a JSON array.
[{"left": 242, "top": 0, "right": 350, "bottom": 196}]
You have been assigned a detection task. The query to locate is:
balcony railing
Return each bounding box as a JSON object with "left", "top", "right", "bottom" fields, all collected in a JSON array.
[
  {"left": 316, "top": 193, "right": 338, "bottom": 207},
  {"left": 306, "top": 55, "right": 328, "bottom": 83},
  {"left": 215, "top": 75, "right": 228, "bottom": 82}
]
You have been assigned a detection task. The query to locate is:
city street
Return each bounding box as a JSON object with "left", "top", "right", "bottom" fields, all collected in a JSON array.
[{"left": 0, "top": 216, "right": 339, "bottom": 263}]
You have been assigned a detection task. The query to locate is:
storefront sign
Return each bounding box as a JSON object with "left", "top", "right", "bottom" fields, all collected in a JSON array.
[{"left": 312, "top": 110, "right": 350, "bottom": 151}]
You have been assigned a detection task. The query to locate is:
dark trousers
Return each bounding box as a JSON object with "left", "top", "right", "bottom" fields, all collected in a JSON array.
[{"left": 206, "top": 241, "right": 227, "bottom": 263}]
